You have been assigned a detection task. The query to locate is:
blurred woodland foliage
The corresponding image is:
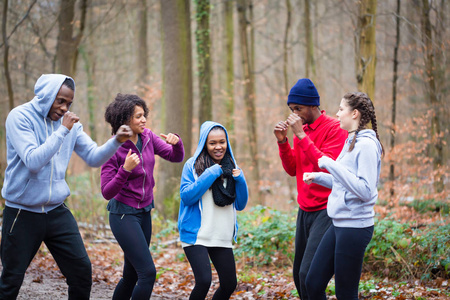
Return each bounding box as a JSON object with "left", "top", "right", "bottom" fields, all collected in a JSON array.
[{"left": 0, "top": 0, "right": 448, "bottom": 270}]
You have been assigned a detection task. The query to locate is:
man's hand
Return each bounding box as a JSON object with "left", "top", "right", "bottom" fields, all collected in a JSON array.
[
  {"left": 286, "top": 113, "right": 306, "bottom": 140},
  {"left": 62, "top": 111, "right": 80, "bottom": 131},
  {"left": 115, "top": 125, "right": 133, "bottom": 143},
  {"left": 160, "top": 133, "right": 179, "bottom": 145},
  {"left": 273, "top": 121, "right": 289, "bottom": 143},
  {"left": 123, "top": 149, "right": 140, "bottom": 172}
]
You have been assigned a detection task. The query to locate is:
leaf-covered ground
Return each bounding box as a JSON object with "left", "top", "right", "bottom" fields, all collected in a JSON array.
[{"left": 4, "top": 236, "right": 448, "bottom": 300}]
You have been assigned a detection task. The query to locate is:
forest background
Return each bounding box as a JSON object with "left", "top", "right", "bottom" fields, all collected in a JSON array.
[{"left": 0, "top": 0, "right": 449, "bottom": 299}]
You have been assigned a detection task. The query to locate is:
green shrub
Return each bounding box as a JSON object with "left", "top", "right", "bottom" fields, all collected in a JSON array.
[
  {"left": 365, "top": 218, "right": 450, "bottom": 280},
  {"left": 66, "top": 170, "right": 108, "bottom": 225},
  {"left": 235, "top": 205, "right": 296, "bottom": 266},
  {"left": 404, "top": 199, "right": 449, "bottom": 215}
]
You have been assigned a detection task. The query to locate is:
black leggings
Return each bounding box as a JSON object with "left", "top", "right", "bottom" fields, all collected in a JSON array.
[
  {"left": 184, "top": 245, "right": 237, "bottom": 300},
  {"left": 109, "top": 212, "right": 156, "bottom": 300},
  {"left": 305, "top": 224, "right": 374, "bottom": 300}
]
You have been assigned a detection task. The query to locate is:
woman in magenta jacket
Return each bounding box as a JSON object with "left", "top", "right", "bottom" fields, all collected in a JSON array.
[{"left": 101, "top": 93, "right": 184, "bottom": 300}]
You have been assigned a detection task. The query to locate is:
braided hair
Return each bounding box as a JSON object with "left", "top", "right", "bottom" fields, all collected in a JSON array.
[
  {"left": 343, "top": 92, "right": 384, "bottom": 156},
  {"left": 104, "top": 93, "right": 149, "bottom": 135}
]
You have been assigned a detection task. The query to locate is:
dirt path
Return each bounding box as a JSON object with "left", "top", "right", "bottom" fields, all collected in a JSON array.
[{"left": 17, "top": 276, "right": 114, "bottom": 300}]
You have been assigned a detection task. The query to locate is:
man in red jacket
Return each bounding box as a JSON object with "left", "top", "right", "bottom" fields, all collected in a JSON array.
[{"left": 274, "top": 78, "right": 347, "bottom": 299}]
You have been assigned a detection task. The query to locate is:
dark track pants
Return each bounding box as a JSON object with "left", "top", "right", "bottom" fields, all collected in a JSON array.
[
  {"left": 306, "top": 224, "right": 374, "bottom": 300},
  {"left": 0, "top": 204, "right": 92, "bottom": 300},
  {"left": 293, "top": 207, "right": 332, "bottom": 300}
]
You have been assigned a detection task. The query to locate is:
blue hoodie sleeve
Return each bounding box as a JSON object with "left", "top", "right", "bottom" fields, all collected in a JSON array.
[
  {"left": 180, "top": 159, "right": 223, "bottom": 206},
  {"left": 233, "top": 170, "right": 248, "bottom": 211},
  {"left": 318, "top": 143, "right": 380, "bottom": 202},
  {"left": 73, "top": 124, "right": 122, "bottom": 168},
  {"left": 5, "top": 110, "right": 69, "bottom": 173}
]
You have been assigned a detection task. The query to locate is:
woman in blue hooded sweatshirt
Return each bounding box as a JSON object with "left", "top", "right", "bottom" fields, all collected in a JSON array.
[
  {"left": 178, "top": 121, "right": 248, "bottom": 299},
  {"left": 303, "top": 92, "right": 384, "bottom": 299}
]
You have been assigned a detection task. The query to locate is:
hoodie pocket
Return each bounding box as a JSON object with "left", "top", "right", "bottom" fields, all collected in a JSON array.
[
  {"left": 16, "top": 178, "right": 70, "bottom": 206},
  {"left": 328, "top": 190, "right": 352, "bottom": 219}
]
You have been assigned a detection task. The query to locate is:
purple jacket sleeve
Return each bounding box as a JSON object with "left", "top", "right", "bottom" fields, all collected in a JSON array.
[
  {"left": 100, "top": 155, "right": 131, "bottom": 200},
  {"left": 152, "top": 132, "right": 185, "bottom": 163}
]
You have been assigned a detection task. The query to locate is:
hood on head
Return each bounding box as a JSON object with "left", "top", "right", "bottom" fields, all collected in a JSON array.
[
  {"left": 30, "top": 74, "right": 75, "bottom": 119},
  {"left": 193, "top": 121, "right": 236, "bottom": 166}
]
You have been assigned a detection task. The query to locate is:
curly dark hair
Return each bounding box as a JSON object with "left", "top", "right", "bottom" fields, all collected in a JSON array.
[
  {"left": 104, "top": 93, "right": 149, "bottom": 135},
  {"left": 343, "top": 92, "right": 384, "bottom": 155}
]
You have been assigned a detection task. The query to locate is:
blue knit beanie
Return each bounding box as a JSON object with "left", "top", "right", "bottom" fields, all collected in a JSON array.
[{"left": 287, "top": 78, "right": 320, "bottom": 106}]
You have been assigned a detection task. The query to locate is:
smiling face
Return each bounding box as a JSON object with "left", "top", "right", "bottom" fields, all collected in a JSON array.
[
  {"left": 206, "top": 128, "right": 227, "bottom": 164},
  {"left": 47, "top": 84, "right": 74, "bottom": 121},
  {"left": 128, "top": 105, "right": 147, "bottom": 135},
  {"left": 336, "top": 98, "right": 359, "bottom": 131},
  {"left": 288, "top": 104, "right": 317, "bottom": 125}
]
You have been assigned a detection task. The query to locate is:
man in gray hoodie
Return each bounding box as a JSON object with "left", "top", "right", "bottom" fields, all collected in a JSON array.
[{"left": 0, "top": 74, "right": 132, "bottom": 299}]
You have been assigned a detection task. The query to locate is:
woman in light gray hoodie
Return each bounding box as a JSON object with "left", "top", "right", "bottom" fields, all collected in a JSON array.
[{"left": 303, "top": 92, "right": 383, "bottom": 300}]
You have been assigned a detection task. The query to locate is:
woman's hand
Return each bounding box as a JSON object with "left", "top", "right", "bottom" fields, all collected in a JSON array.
[
  {"left": 123, "top": 149, "right": 140, "bottom": 172},
  {"left": 232, "top": 169, "right": 241, "bottom": 177},
  {"left": 303, "top": 172, "right": 316, "bottom": 185},
  {"left": 160, "top": 133, "right": 179, "bottom": 145}
]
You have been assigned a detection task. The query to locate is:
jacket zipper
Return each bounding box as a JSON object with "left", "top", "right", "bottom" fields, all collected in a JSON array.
[
  {"left": 9, "top": 209, "right": 21, "bottom": 234},
  {"left": 137, "top": 138, "right": 150, "bottom": 208},
  {"left": 44, "top": 121, "right": 55, "bottom": 212}
]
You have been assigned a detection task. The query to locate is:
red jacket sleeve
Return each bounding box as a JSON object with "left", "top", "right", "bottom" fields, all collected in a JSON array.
[
  {"left": 296, "top": 125, "right": 348, "bottom": 172},
  {"left": 278, "top": 139, "right": 296, "bottom": 176}
]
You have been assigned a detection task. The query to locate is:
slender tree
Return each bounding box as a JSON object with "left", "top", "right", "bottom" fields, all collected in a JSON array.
[
  {"left": 195, "top": 0, "right": 212, "bottom": 125},
  {"left": 56, "top": 0, "right": 87, "bottom": 77},
  {"left": 283, "top": 0, "right": 292, "bottom": 96},
  {"left": 304, "top": 0, "right": 316, "bottom": 81},
  {"left": 389, "top": 0, "right": 401, "bottom": 199},
  {"left": 355, "top": 0, "right": 377, "bottom": 100},
  {"left": 237, "top": 0, "right": 261, "bottom": 203},
  {"left": 137, "top": 0, "right": 149, "bottom": 89},
  {"left": 2, "top": 0, "right": 13, "bottom": 110},
  {"left": 159, "top": 0, "right": 193, "bottom": 219},
  {"left": 419, "top": 0, "right": 444, "bottom": 193},
  {"left": 224, "top": 0, "right": 235, "bottom": 142}
]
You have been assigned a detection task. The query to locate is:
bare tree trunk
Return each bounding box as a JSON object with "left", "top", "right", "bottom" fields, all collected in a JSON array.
[
  {"left": 249, "top": 0, "right": 255, "bottom": 80},
  {"left": 389, "top": 0, "right": 401, "bottom": 200},
  {"left": 159, "top": 0, "right": 193, "bottom": 219},
  {"left": 282, "top": 0, "right": 297, "bottom": 202},
  {"left": 224, "top": 0, "right": 235, "bottom": 144},
  {"left": 80, "top": 45, "right": 96, "bottom": 141},
  {"left": 137, "top": 0, "right": 149, "bottom": 89},
  {"left": 56, "top": 0, "right": 87, "bottom": 76},
  {"left": 283, "top": 0, "right": 291, "bottom": 96},
  {"left": 195, "top": 0, "right": 212, "bottom": 125},
  {"left": 420, "top": 0, "right": 444, "bottom": 193},
  {"left": 237, "top": 0, "right": 261, "bottom": 203},
  {"left": 355, "top": 0, "right": 377, "bottom": 100},
  {"left": 304, "top": 0, "right": 315, "bottom": 81},
  {"left": 2, "top": 0, "right": 14, "bottom": 110}
]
